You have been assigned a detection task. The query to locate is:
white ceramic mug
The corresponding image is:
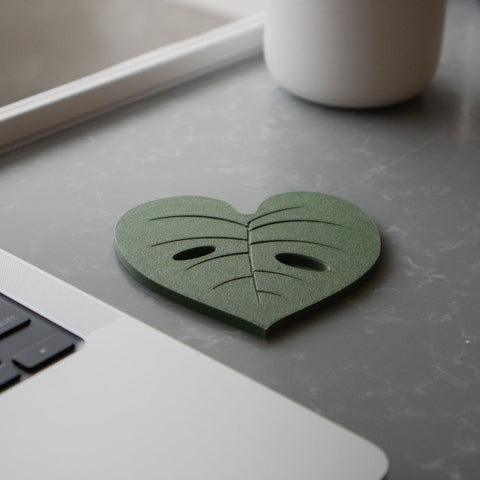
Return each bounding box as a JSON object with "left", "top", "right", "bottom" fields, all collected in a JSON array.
[{"left": 264, "top": 0, "right": 447, "bottom": 108}]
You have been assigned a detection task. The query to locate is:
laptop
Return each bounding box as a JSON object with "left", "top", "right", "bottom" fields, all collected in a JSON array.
[{"left": 0, "top": 246, "right": 389, "bottom": 479}]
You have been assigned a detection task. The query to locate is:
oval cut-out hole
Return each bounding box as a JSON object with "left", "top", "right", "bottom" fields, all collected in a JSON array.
[
  {"left": 173, "top": 246, "right": 216, "bottom": 261},
  {"left": 275, "top": 253, "right": 328, "bottom": 272}
]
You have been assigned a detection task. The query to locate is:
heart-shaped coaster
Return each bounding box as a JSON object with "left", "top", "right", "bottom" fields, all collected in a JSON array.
[{"left": 114, "top": 192, "right": 380, "bottom": 337}]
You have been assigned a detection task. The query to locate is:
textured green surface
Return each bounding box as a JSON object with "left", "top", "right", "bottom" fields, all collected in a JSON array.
[{"left": 114, "top": 192, "right": 381, "bottom": 337}]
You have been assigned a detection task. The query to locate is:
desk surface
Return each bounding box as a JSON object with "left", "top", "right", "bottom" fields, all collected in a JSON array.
[{"left": 1, "top": 1, "right": 479, "bottom": 478}]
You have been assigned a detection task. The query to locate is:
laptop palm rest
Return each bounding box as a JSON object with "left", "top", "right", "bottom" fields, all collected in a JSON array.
[{"left": 1, "top": 314, "right": 388, "bottom": 479}]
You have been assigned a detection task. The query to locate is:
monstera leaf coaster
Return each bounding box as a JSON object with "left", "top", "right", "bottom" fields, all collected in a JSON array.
[{"left": 114, "top": 192, "right": 380, "bottom": 337}]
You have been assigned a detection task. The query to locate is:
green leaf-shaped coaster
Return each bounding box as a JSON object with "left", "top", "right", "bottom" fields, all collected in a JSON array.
[{"left": 114, "top": 192, "right": 380, "bottom": 337}]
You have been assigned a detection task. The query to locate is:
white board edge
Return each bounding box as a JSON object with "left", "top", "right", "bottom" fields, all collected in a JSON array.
[{"left": 0, "top": 14, "right": 264, "bottom": 155}]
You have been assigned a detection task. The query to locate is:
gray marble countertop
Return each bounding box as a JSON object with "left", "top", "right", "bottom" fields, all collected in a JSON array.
[{"left": 0, "top": 1, "right": 479, "bottom": 478}]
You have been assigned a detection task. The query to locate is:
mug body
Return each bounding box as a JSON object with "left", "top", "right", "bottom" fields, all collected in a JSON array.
[{"left": 264, "top": 0, "right": 447, "bottom": 108}]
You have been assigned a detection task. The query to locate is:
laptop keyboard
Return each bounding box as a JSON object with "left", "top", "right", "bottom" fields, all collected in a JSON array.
[{"left": 0, "top": 293, "right": 82, "bottom": 393}]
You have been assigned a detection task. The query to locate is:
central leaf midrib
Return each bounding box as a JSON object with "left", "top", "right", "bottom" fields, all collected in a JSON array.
[
  {"left": 247, "top": 222, "right": 260, "bottom": 304},
  {"left": 244, "top": 205, "right": 308, "bottom": 304}
]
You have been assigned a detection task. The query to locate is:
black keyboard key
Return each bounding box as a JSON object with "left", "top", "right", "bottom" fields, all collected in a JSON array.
[
  {"left": 12, "top": 334, "right": 75, "bottom": 371},
  {"left": 0, "top": 311, "right": 30, "bottom": 340},
  {"left": 0, "top": 363, "right": 20, "bottom": 389}
]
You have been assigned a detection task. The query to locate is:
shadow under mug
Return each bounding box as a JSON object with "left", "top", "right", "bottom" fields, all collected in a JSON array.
[{"left": 264, "top": 0, "right": 447, "bottom": 108}]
